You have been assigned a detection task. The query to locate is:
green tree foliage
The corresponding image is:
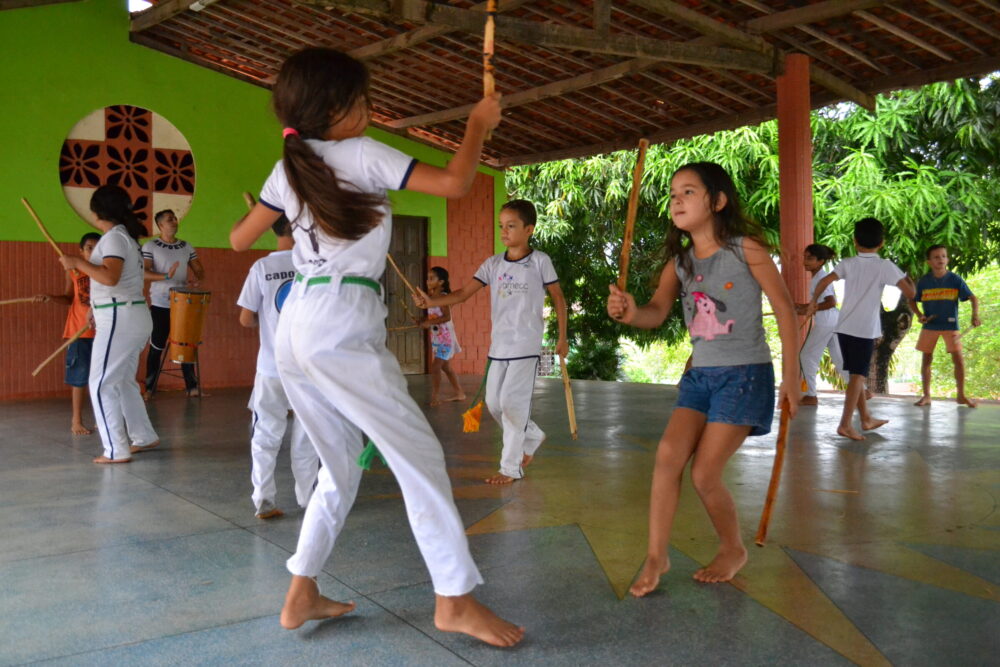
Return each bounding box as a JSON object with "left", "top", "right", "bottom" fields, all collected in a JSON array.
[{"left": 509, "top": 77, "right": 1000, "bottom": 380}]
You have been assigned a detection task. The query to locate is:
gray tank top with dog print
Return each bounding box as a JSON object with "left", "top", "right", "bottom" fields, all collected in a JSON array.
[{"left": 673, "top": 237, "right": 772, "bottom": 368}]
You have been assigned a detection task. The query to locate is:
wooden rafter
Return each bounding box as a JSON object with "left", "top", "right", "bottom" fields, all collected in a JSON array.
[
  {"left": 131, "top": 0, "right": 205, "bottom": 32},
  {"left": 855, "top": 9, "right": 954, "bottom": 62},
  {"left": 300, "top": 0, "right": 774, "bottom": 72},
  {"left": 923, "top": 0, "right": 1000, "bottom": 41},
  {"left": 741, "top": 0, "right": 891, "bottom": 32}
]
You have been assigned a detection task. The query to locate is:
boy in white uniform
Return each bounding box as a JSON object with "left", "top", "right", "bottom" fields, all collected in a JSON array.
[
  {"left": 796, "top": 243, "right": 848, "bottom": 405},
  {"left": 237, "top": 215, "right": 319, "bottom": 519},
  {"left": 808, "top": 217, "right": 915, "bottom": 441},
  {"left": 417, "top": 200, "right": 569, "bottom": 485}
]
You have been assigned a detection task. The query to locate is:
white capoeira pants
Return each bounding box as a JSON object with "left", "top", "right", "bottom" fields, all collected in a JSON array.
[
  {"left": 277, "top": 277, "right": 483, "bottom": 597},
  {"left": 485, "top": 357, "right": 544, "bottom": 479},
  {"left": 249, "top": 373, "right": 319, "bottom": 510},
  {"left": 801, "top": 321, "right": 849, "bottom": 396},
  {"left": 90, "top": 301, "right": 158, "bottom": 460}
]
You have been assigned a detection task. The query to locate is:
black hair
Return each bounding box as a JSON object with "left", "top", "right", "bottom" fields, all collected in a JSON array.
[
  {"left": 154, "top": 209, "right": 175, "bottom": 223},
  {"left": 665, "top": 162, "right": 770, "bottom": 276},
  {"left": 854, "top": 217, "right": 884, "bottom": 248},
  {"left": 272, "top": 214, "right": 292, "bottom": 237},
  {"left": 805, "top": 243, "right": 835, "bottom": 262},
  {"left": 90, "top": 185, "right": 146, "bottom": 242},
  {"left": 272, "top": 48, "right": 384, "bottom": 242},
  {"left": 500, "top": 199, "right": 537, "bottom": 227},
  {"left": 79, "top": 232, "right": 101, "bottom": 248},
  {"left": 925, "top": 244, "right": 947, "bottom": 259},
  {"left": 429, "top": 266, "right": 451, "bottom": 294}
]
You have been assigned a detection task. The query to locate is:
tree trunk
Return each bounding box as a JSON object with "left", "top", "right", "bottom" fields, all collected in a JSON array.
[{"left": 867, "top": 294, "right": 913, "bottom": 395}]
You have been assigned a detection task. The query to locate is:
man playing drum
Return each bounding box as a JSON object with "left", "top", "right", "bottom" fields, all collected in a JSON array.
[{"left": 143, "top": 209, "right": 207, "bottom": 397}]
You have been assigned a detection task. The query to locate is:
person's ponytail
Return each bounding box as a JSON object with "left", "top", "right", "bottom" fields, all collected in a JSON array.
[{"left": 90, "top": 184, "right": 146, "bottom": 242}]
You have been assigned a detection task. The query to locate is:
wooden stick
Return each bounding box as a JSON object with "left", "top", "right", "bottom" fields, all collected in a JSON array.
[
  {"left": 483, "top": 0, "right": 497, "bottom": 141},
  {"left": 616, "top": 138, "right": 649, "bottom": 291},
  {"left": 0, "top": 297, "right": 39, "bottom": 306},
  {"left": 953, "top": 324, "right": 976, "bottom": 342},
  {"left": 243, "top": 191, "right": 256, "bottom": 211},
  {"left": 559, "top": 354, "right": 578, "bottom": 440},
  {"left": 755, "top": 397, "right": 790, "bottom": 547},
  {"left": 32, "top": 323, "right": 89, "bottom": 377},
  {"left": 21, "top": 198, "right": 64, "bottom": 258},
  {"left": 385, "top": 253, "right": 419, "bottom": 297},
  {"left": 387, "top": 324, "right": 419, "bottom": 332}
]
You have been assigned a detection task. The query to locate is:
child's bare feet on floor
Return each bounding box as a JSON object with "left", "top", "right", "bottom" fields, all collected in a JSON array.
[
  {"left": 71, "top": 422, "right": 93, "bottom": 435},
  {"left": 836, "top": 426, "right": 865, "bottom": 441},
  {"left": 429, "top": 396, "right": 441, "bottom": 407},
  {"left": 629, "top": 555, "right": 670, "bottom": 597},
  {"left": 861, "top": 418, "right": 888, "bottom": 431},
  {"left": 444, "top": 393, "right": 467, "bottom": 402},
  {"left": 693, "top": 546, "right": 747, "bottom": 583},
  {"left": 130, "top": 440, "right": 160, "bottom": 454},
  {"left": 485, "top": 473, "right": 516, "bottom": 485},
  {"left": 914, "top": 396, "right": 931, "bottom": 406},
  {"left": 280, "top": 576, "right": 355, "bottom": 629},
  {"left": 521, "top": 454, "right": 534, "bottom": 468},
  {"left": 93, "top": 456, "right": 130, "bottom": 464},
  {"left": 957, "top": 395, "right": 977, "bottom": 408},
  {"left": 435, "top": 593, "right": 524, "bottom": 647}
]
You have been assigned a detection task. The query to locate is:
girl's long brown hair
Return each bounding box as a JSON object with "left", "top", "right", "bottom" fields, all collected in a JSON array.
[
  {"left": 664, "top": 162, "right": 770, "bottom": 277},
  {"left": 272, "top": 48, "right": 386, "bottom": 242},
  {"left": 90, "top": 185, "right": 146, "bottom": 242}
]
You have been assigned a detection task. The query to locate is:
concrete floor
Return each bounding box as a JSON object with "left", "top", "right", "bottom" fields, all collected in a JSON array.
[{"left": 1, "top": 377, "right": 997, "bottom": 666}]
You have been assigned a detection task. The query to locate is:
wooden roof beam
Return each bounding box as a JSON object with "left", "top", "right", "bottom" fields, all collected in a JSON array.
[
  {"left": 922, "top": 0, "right": 1000, "bottom": 41},
  {"left": 131, "top": 0, "right": 203, "bottom": 32},
  {"left": 855, "top": 9, "right": 954, "bottom": 62},
  {"left": 886, "top": 3, "right": 986, "bottom": 55},
  {"left": 302, "top": 0, "right": 774, "bottom": 72},
  {"left": 629, "top": 0, "right": 876, "bottom": 110},
  {"left": 741, "top": 0, "right": 892, "bottom": 32}
]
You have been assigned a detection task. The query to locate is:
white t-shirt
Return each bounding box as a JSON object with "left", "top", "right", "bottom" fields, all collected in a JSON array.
[
  {"left": 832, "top": 253, "right": 905, "bottom": 339},
  {"left": 810, "top": 268, "right": 839, "bottom": 329},
  {"left": 142, "top": 238, "right": 198, "bottom": 308},
  {"left": 237, "top": 250, "right": 296, "bottom": 378},
  {"left": 473, "top": 250, "right": 559, "bottom": 359},
  {"left": 259, "top": 136, "right": 417, "bottom": 280},
  {"left": 89, "top": 225, "right": 145, "bottom": 303}
]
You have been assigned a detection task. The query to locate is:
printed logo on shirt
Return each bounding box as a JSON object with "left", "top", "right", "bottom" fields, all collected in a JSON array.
[
  {"left": 688, "top": 291, "right": 734, "bottom": 341},
  {"left": 265, "top": 271, "right": 295, "bottom": 281},
  {"left": 496, "top": 271, "right": 529, "bottom": 299},
  {"left": 75, "top": 273, "right": 91, "bottom": 306},
  {"left": 922, "top": 287, "right": 959, "bottom": 301},
  {"left": 274, "top": 279, "right": 293, "bottom": 312}
]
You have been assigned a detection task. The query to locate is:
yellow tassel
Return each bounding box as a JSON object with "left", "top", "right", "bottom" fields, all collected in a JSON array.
[
  {"left": 462, "top": 402, "right": 483, "bottom": 433},
  {"left": 801, "top": 378, "right": 808, "bottom": 392}
]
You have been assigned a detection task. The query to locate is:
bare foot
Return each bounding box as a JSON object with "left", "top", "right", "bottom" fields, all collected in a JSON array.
[
  {"left": 860, "top": 418, "right": 888, "bottom": 431},
  {"left": 957, "top": 396, "right": 978, "bottom": 408},
  {"left": 485, "top": 473, "right": 516, "bottom": 485},
  {"left": 914, "top": 396, "right": 932, "bottom": 406},
  {"left": 693, "top": 546, "right": 747, "bottom": 583},
  {"left": 71, "top": 423, "right": 93, "bottom": 435},
  {"left": 629, "top": 554, "right": 670, "bottom": 597},
  {"left": 280, "top": 576, "right": 355, "bottom": 630},
  {"left": 799, "top": 395, "right": 819, "bottom": 406},
  {"left": 444, "top": 393, "right": 467, "bottom": 402},
  {"left": 434, "top": 593, "right": 524, "bottom": 647},
  {"left": 130, "top": 440, "right": 160, "bottom": 454},
  {"left": 187, "top": 388, "right": 209, "bottom": 398},
  {"left": 429, "top": 397, "right": 442, "bottom": 407},
  {"left": 93, "top": 455, "right": 131, "bottom": 464},
  {"left": 836, "top": 426, "right": 865, "bottom": 441},
  {"left": 865, "top": 389, "right": 874, "bottom": 400},
  {"left": 521, "top": 454, "right": 534, "bottom": 468},
  {"left": 256, "top": 507, "right": 285, "bottom": 520}
]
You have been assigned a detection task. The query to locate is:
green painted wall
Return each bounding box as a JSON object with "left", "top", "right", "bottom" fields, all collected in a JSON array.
[{"left": 0, "top": 0, "right": 502, "bottom": 253}]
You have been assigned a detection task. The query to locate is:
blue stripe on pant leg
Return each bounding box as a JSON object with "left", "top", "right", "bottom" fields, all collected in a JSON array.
[{"left": 96, "top": 305, "right": 119, "bottom": 459}]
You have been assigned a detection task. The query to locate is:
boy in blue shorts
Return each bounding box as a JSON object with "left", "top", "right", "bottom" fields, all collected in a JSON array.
[
  {"left": 808, "top": 218, "right": 915, "bottom": 441},
  {"left": 909, "top": 245, "right": 981, "bottom": 408}
]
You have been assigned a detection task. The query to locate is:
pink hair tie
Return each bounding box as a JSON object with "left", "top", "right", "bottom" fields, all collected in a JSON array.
[{"left": 282, "top": 127, "right": 299, "bottom": 139}]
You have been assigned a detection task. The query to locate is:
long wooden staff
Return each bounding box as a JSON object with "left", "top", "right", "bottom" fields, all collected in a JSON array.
[
  {"left": 1, "top": 297, "right": 40, "bottom": 306},
  {"left": 616, "top": 138, "right": 650, "bottom": 290},
  {"left": 559, "top": 354, "right": 578, "bottom": 440},
  {"left": 385, "top": 253, "right": 419, "bottom": 297},
  {"left": 243, "top": 191, "right": 256, "bottom": 211},
  {"left": 755, "top": 397, "right": 791, "bottom": 546},
  {"left": 32, "top": 323, "right": 89, "bottom": 377},
  {"left": 483, "top": 0, "right": 497, "bottom": 141},
  {"left": 21, "top": 198, "right": 64, "bottom": 258}
]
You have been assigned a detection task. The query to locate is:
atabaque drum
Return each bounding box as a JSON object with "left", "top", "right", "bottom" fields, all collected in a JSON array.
[{"left": 167, "top": 288, "right": 211, "bottom": 363}]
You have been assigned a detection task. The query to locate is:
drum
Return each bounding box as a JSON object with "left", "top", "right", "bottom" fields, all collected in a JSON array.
[{"left": 167, "top": 288, "right": 211, "bottom": 363}]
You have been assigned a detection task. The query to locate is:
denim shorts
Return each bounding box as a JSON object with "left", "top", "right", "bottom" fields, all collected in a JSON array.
[
  {"left": 676, "top": 362, "right": 775, "bottom": 436},
  {"left": 65, "top": 337, "right": 94, "bottom": 387}
]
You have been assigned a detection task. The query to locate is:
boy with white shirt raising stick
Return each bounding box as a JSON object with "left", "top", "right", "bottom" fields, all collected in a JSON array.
[
  {"left": 807, "top": 218, "right": 916, "bottom": 441},
  {"left": 416, "top": 200, "right": 568, "bottom": 485},
  {"left": 237, "top": 214, "right": 319, "bottom": 519}
]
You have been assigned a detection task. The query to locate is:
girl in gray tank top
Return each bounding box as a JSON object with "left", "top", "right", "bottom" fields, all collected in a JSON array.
[{"left": 606, "top": 161, "right": 800, "bottom": 596}]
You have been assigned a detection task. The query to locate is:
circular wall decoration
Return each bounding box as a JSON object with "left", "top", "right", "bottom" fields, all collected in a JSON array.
[{"left": 59, "top": 104, "right": 195, "bottom": 234}]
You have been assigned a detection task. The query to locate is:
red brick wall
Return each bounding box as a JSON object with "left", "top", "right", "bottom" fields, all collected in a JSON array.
[
  {"left": 434, "top": 171, "right": 496, "bottom": 375},
  {"left": 0, "top": 241, "right": 265, "bottom": 400}
]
